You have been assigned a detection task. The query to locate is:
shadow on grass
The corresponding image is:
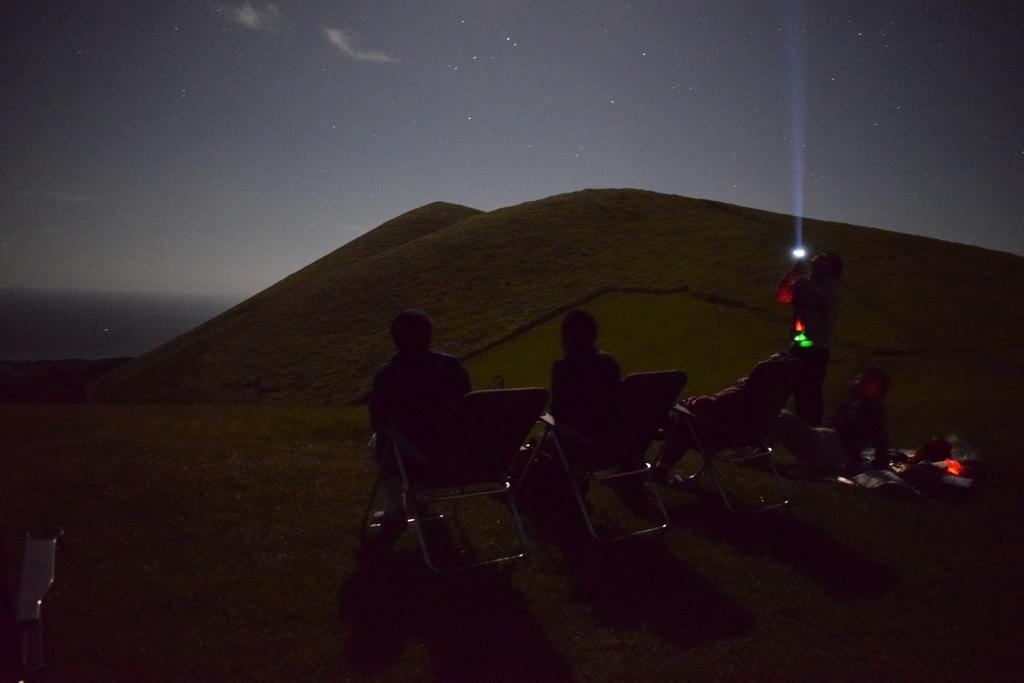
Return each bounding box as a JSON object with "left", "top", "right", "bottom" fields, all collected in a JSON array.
[
  {"left": 528, "top": 504, "right": 754, "bottom": 648},
  {"left": 337, "top": 535, "right": 574, "bottom": 682},
  {"left": 671, "top": 498, "right": 897, "bottom": 599}
]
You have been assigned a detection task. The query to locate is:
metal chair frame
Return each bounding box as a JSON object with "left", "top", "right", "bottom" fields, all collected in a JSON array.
[
  {"left": 360, "top": 388, "right": 546, "bottom": 572},
  {"left": 542, "top": 418, "right": 670, "bottom": 541},
  {"left": 521, "top": 369, "right": 685, "bottom": 541},
  {"left": 672, "top": 404, "right": 791, "bottom": 514},
  {"left": 13, "top": 526, "right": 62, "bottom": 677}
]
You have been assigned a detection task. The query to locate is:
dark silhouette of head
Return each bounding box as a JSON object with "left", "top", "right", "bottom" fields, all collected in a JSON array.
[
  {"left": 561, "top": 309, "right": 599, "bottom": 354},
  {"left": 853, "top": 368, "right": 888, "bottom": 401},
  {"left": 391, "top": 310, "right": 433, "bottom": 353},
  {"left": 811, "top": 252, "right": 843, "bottom": 279}
]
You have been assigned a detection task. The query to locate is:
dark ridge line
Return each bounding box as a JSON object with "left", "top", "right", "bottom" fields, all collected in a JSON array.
[
  {"left": 357, "top": 205, "right": 487, "bottom": 264},
  {"left": 347, "top": 285, "right": 783, "bottom": 404},
  {"left": 460, "top": 285, "right": 690, "bottom": 363},
  {"left": 867, "top": 349, "right": 923, "bottom": 358},
  {"left": 687, "top": 290, "right": 783, "bottom": 318},
  {"left": 338, "top": 285, "right": 997, "bottom": 405},
  {"left": 100, "top": 208, "right": 490, "bottom": 388},
  {"left": 867, "top": 345, "right": 987, "bottom": 357},
  {"left": 700, "top": 198, "right": 787, "bottom": 228},
  {"left": 459, "top": 284, "right": 786, "bottom": 364}
]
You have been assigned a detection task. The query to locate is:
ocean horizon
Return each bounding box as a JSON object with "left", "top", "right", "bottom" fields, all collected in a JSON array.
[{"left": 0, "top": 289, "right": 242, "bottom": 361}]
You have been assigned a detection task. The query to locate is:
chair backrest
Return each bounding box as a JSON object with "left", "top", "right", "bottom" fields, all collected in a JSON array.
[
  {"left": 736, "top": 356, "right": 798, "bottom": 445},
  {"left": 586, "top": 370, "right": 687, "bottom": 470},
  {"left": 416, "top": 387, "right": 549, "bottom": 487}
]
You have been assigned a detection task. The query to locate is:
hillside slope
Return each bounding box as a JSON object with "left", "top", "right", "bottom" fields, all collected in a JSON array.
[
  {"left": 93, "top": 201, "right": 480, "bottom": 402},
  {"left": 93, "top": 188, "right": 1024, "bottom": 403}
]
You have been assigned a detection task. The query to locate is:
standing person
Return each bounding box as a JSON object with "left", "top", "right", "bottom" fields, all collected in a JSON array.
[
  {"left": 368, "top": 310, "right": 471, "bottom": 527},
  {"left": 776, "top": 251, "right": 843, "bottom": 425}
]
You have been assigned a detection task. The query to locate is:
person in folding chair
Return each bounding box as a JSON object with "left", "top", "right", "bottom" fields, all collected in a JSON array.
[
  {"left": 549, "top": 309, "right": 623, "bottom": 478},
  {"left": 367, "top": 310, "right": 471, "bottom": 533},
  {"left": 537, "top": 309, "right": 679, "bottom": 538},
  {"left": 650, "top": 354, "right": 796, "bottom": 510}
]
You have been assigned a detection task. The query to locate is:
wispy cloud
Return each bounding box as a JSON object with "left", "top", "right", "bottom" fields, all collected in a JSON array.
[
  {"left": 227, "top": 3, "right": 281, "bottom": 31},
  {"left": 324, "top": 28, "right": 397, "bottom": 63}
]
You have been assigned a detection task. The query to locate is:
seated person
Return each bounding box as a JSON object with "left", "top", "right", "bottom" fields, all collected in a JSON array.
[
  {"left": 368, "top": 310, "right": 471, "bottom": 523},
  {"left": 651, "top": 354, "right": 795, "bottom": 484},
  {"left": 549, "top": 309, "right": 621, "bottom": 461},
  {"left": 772, "top": 368, "right": 890, "bottom": 473}
]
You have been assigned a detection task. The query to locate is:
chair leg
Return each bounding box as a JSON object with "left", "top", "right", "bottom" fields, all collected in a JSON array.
[
  {"left": 512, "top": 426, "right": 549, "bottom": 497},
  {"left": 393, "top": 448, "right": 445, "bottom": 571},
  {"left": 359, "top": 470, "right": 385, "bottom": 543},
  {"left": 507, "top": 490, "right": 529, "bottom": 551},
  {"left": 702, "top": 456, "right": 738, "bottom": 514},
  {"left": 395, "top": 445, "right": 527, "bottom": 572},
  {"left": 547, "top": 433, "right": 602, "bottom": 540},
  {"left": 752, "top": 447, "right": 791, "bottom": 513},
  {"left": 406, "top": 487, "right": 528, "bottom": 573},
  {"left": 552, "top": 433, "right": 669, "bottom": 541},
  {"left": 573, "top": 482, "right": 602, "bottom": 540},
  {"left": 595, "top": 468, "right": 671, "bottom": 541},
  {"left": 407, "top": 497, "right": 444, "bottom": 573},
  {"left": 720, "top": 447, "right": 791, "bottom": 513},
  {"left": 644, "top": 469, "right": 672, "bottom": 530},
  {"left": 701, "top": 445, "right": 791, "bottom": 514},
  {"left": 684, "top": 417, "right": 786, "bottom": 511},
  {"left": 682, "top": 417, "right": 738, "bottom": 510}
]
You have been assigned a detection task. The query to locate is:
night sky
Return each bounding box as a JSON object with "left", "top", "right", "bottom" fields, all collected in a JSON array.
[{"left": 3, "top": 1, "right": 1022, "bottom": 298}]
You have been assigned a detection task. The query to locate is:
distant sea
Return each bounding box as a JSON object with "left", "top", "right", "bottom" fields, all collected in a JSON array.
[{"left": 0, "top": 289, "right": 242, "bottom": 361}]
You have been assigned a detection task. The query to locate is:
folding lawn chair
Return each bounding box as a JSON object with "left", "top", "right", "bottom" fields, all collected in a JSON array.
[
  {"left": 363, "top": 387, "right": 549, "bottom": 572},
  {"left": 532, "top": 370, "right": 686, "bottom": 541},
  {"left": 7, "top": 526, "right": 63, "bottom": 677},
  {"left": 670, "top": 356, "right": 797, "bottom": 513}
]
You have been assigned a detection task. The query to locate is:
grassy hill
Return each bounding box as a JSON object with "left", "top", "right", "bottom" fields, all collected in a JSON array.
[
  {"left": 92, "top": 200, "right": 481, "bottom": 402},
  {"left": 7, "top": 188, "right": 1024, "bottom": 679},
  {"left": 92, "top": 188, "right": 1024, "bottom": 408}
]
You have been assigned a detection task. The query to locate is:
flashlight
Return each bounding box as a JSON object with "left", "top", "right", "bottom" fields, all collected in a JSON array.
[{"left": 791, "top": 247, "right": 806, "bottom": 259}]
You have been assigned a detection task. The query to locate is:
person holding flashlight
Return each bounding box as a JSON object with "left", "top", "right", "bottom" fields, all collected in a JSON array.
[{"left": 776, "top": 251, "right": 843, "bottom": 425}]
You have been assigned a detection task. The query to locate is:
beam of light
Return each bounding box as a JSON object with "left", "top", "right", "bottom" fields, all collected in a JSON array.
[{"left": 786, "top": 1, "right": 807, "bottom": 257}]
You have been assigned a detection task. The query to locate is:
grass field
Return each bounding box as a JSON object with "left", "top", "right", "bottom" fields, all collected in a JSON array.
[
  {"left": 6, "top": 188, "right": 1024, "bottom": 679},
  {"left": 5, "top": 289, "right": 1024, "bottom": 680}
]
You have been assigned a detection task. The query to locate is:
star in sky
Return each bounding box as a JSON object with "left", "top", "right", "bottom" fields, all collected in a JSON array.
[{"left": 0, "top": 1, "right": 1020, "bottom": 298}]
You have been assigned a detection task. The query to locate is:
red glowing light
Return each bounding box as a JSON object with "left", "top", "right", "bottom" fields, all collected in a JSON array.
[
  {"left": 795, "top": 319, "right": 805, "bottom": 332},
  {"left": 945, "top": 459, "right": 964, "bottom": 476}
]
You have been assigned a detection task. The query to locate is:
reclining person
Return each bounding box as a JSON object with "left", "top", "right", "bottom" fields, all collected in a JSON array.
[
  {"left": 368, "top": 310, "right": 471, "bottom": 526},
  {"left": 651, "top": 354, "right": 795, "bottom": 485},
  {"left": 771, "top": 368, "right": 890, "bottom": 473}
]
